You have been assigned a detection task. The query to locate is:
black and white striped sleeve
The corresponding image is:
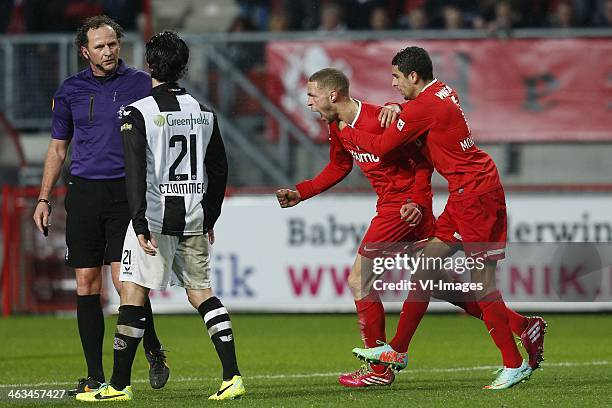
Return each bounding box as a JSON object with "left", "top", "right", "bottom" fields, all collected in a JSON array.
[
  {"left": 120, "top": 106, "right": 150, "bottom": 238},
  {"left": 203, "top": 113, "right": 228, "bottom": 231}
]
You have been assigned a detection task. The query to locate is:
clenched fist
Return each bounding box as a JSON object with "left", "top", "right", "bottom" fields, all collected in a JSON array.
[
  {"left": 400, "top": 200, "right": 423, "bottom": 226},
  {"left": 276, "top": 189, "right": 301, "bottom": 208}
]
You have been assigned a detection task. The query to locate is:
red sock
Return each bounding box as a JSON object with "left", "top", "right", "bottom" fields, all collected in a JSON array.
[
  {"left": 355, "top": 291, "right": 386, "bottom": 373},
  {"left": 478, "top": 291, "right": 523, "bottom": 368},
  {"left": 454, "top": 300, "right": 482, "bottom": 319},
  {"left": 451, "top": 298, "right": 527, "bottom": 337},
  {"left": 505, "top": 308, "right": 528, "bottom": 336},
  {"left": 388, "top": 287, "right": 431, "bottom": 353},
  {"left": 445, "top": 279, "right": 483, "bottom": 320}
]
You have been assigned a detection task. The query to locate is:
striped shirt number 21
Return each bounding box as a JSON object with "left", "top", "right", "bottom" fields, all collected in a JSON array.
[{"left": 169, "top": 134, "right": 197, "bottom": 181}]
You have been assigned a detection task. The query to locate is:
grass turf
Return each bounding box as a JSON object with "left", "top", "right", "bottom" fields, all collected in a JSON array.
[{"left": 0, "top": 313, "right": 610, "bottom": 407}]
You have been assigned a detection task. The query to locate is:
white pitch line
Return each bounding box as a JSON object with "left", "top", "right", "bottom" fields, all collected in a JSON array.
[
  {"left": 0, "top": 360, "right": 608, "bottom": 389},
  {"left": 406, "top": 360, "right": 611, "bottom": 374}
]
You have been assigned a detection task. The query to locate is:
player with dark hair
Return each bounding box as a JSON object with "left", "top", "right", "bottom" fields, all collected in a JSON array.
[
  {"left": 277, "top": 67, "right": 540, "bottom": 388},
  {"left": 32, "top": 15, "right": 169, "bottom": 395},
  {"left": 76, "top": 31, "right": 244, "bottom": 402},
  {"left": 343, "top": 46, "right": 546, "bottom": 389}
]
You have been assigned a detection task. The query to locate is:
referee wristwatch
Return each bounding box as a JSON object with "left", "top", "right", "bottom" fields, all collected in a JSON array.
[{"left": 37, "top": 198, "right": 52, "bottom": 214}]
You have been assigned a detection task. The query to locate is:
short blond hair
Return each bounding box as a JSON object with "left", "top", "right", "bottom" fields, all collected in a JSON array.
[{"left": 308, "top": 68, "right": 349, "bottom": 95}]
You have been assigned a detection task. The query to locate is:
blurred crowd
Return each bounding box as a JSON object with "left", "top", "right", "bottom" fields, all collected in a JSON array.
[
  {"left": 238, "top": 0, "right": 612, "bottom": 33},
  {"left": 1, "top": 0, "right": 611, "bottom": 35},
  {"left": 0, "top": 0, "right": 141, "bottom": 33}
]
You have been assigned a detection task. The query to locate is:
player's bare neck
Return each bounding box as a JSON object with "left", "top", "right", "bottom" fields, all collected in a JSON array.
[
  {"left": 91, "top": 64, "right": 115, "bottom": 78},
  {"left": 416, "top": 79, "right": 435, "bottom": 96},
  {"left": 337, "top": 97, "right": 359, "bottom": 125},
  {"left": 152, "top": 78, "right": 165, "bottom": 88}
]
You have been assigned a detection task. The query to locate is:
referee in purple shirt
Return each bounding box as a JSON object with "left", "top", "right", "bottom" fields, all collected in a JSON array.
[{"left": 32, "top": 15, "right": 169, "bottom": 395}]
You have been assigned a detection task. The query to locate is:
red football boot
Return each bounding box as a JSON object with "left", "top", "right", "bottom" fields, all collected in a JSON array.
[
  {"left": 338, "top": 364, "right": 395, "bottom": 387},
  {"left": 520, "top": 316, "right": 547, "bottom": 369}
]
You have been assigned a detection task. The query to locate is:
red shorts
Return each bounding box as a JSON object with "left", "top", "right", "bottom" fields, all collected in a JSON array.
[
  {"left": 358, "top": 203, "right": 434, "bottom": 259},
  {"left": 434, "top": 188, "right": 507, "bottom": 261}
]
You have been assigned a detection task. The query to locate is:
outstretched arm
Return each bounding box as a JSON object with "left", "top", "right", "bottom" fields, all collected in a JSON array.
[{"left": 294, "top": 128, "right": 353, "bottom": 201}]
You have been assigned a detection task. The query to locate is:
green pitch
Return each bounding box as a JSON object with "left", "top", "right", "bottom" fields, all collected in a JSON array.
[{"left": 1, "top": 313, "right": 611, "bottom": 407}]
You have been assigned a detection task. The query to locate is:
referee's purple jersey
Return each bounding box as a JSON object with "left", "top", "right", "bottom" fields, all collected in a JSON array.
[{"left": 51, "top": 59, "right": 151, "bottom": 179}]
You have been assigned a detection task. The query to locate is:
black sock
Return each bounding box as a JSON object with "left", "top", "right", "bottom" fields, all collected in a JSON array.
[
  {"left": 198, "top": 297, "right": 240, "bottom": 380},
  {"left": 142, "top": 298, "right": 162, "bottom": 353},
  {"left": 110, "top": 305, "right": 145, "bottom": 390},
  {"left": 77, "top": 294, "right": 105, "bottom": 383}
]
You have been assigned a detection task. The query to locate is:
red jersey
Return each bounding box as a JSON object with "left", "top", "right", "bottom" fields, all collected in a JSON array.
[
  {"left": 343, "top": 80, "right": 501, "bottom": 201},
  {"left": 296, "top": 100, "right": 433, "bottom": 209}
]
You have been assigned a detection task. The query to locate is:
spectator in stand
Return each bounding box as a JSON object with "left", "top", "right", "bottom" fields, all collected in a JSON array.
[
  {"left": 471, "top": 0, "right": 519, "bottom": 31},
  {"left": 369, "top": 5, "right": 393, "bottom": 30},
  {"left": 225, "top": 16, "right": 263, "bottom": 71},
  {"left": 63, "top": 0, "right": 104, "bottom": 31},
  {"left": 567, "top": 0, "right": 595, "bottom": 25},
  {"left": 318, "top": 2, "right": 347, "bottom": 32},
  {"left": 24, "top": 0, "right": 71, "bottom": 32},
  {"left": 237, "top": 0, "right": 270, "bottom": 32},
  {"left": 549, "top": 1, "right": 575, "bottom": 28},
  {"left": 419, "top": 0, "right": 466, "bottom": 28},
  {"left": 5, "top": 0, "right": 25, "bottom": 33},
  {"left": 516, "top": 0, "right": 549, "bottom": 28},
  {"left": 228, "top": 15, "right": 255, "bottom": 33},
  {"left": 268, "top": 9, "right": 290, "bottom": 32},
  {"left": 102, "top": 0, "right": 141, "bottom": 30},
  {"left": 401, "top": 6, "right": 428, "bottom": 29},
  {"left": 442, "top": 4, "right": 464, "bottom": 29},
  {"left": 594, "top": 0, "right": 612, "bottom": 26},
  {"left": 281, "top": 0, "right": 320, "bottom": 30},
  {"left": 470, "top": 0, "right": 494, "bottom": 29},
  {"left": 486, "top": 0, "right": 518, "bottom": 36},
  {"left": 1, "top": 0, "right": 13, "bottom": 33},
  {"left": 342, "top": 0, "right": 388, "bottom": 30},
  {"left": 604, "top": 0, "right": 612, "bottom": 24}
]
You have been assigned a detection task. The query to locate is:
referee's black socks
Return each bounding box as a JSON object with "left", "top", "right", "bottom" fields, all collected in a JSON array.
[
  {"left": 110, "top": 305, "right": 146, "bottom": 390},
  {"left": 198, "top": 297, "right": 241, "bottom": 380},
  {"left": 77, "top": 294, "right": 105, "bottom": 383}
]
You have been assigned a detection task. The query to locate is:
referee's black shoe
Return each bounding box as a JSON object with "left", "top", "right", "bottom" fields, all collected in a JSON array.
[
  {"left": 146, "top": 348, "right": 170, "bottom": 389},
  {"left": 67, "top": 377, "right": 103, "bottom": 396}
]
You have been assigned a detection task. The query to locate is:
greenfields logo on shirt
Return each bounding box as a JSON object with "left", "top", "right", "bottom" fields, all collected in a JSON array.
[
  {"left": 154, "top": 112, "right": 210, "bottom": 129},
  {"left": 154, "top": 114, "right": 166, "bottom": 127}
]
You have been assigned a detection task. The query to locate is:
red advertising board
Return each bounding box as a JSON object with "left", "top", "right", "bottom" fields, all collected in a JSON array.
[{"left": 266, "top": 39, "right": 612, "bottom": 143}]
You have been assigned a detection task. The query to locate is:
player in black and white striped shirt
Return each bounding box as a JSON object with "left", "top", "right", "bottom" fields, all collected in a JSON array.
[
  {"left": 121, "top": 77, "right": 227, "bottom": 238},
  {"left": 76, "top": 31, "right": 245, "bottom": 402}
]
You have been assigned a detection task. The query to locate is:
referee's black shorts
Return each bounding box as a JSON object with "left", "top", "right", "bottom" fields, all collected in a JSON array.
[{"left": 64, "top": 175, "right": 130, "bottom": 268}]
